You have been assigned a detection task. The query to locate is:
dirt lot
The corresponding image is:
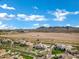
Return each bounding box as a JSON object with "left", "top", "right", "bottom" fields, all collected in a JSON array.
[{"left": 0, "top": 32, "right": 79, "bottom": 44}]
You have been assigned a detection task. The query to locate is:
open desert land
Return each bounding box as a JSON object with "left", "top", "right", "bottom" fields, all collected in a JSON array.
[{"left": 0, "top": 32, "right": 79, "bottom": 45}]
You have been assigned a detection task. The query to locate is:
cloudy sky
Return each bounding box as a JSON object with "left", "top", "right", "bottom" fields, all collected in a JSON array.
[{"left": 0, "top": 0, "right": 79, "bottom": 29}]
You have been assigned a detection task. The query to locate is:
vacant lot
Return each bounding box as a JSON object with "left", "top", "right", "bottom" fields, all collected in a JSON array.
[{"left": 0, "top": 32, "right": 79, "bottom": 44}]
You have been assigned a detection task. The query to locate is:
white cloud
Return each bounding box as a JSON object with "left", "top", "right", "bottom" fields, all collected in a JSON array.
[
  {"left": 66, "top": 24, "right": 71, "bottom": 26},
  {"left": 71, "top": 11, "right": 79, "bottom": 15},
  {"left": 74, "top": 25, "right": 79, "bottom": 27},
  {"left": 49, "top": 9, "right": 79, "bottom": 21},
  {"left": 33, "top": 23, "right": 50, "bottom": 28},
  {"left": 0, "top": 21, "right": 16, "bottom": 29},
  {"left": 0, "top": 4, "right": 15, "bottom": 10},
  {"left": 17, "top": 14, "right": 46, "bottom": 21},
  {"left": 0, "top": 13, "right": 46, "bottom": 21},
  {"left": 42, "top": 24, "right": 50, "bottom": 27},
  {"left": 33, "top": 23, "right": 40, "bottom": 27},
  {"left": 33, "top": 23, "right": 40, "bottom": 28},
  {"left": 65, "top": 24, "right": 79, "bottom": 27},
  {"left": 33, "top": 6, "right": 38, "bottom": 10},
  {"left": 0, "top": 21, "right": 2, "bottom": 25},
  {"left": 0, "top": 13, "right": 15, "bottom": 20},
  {"left": 53, "top": 9, "right": 70, "bottom": 21}
]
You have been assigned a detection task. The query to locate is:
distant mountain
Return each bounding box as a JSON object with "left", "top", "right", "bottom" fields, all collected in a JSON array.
[
  {"left": 0, "top": 26, "right": 79, "bottom": 33},
  {"left": 35, "top": 26, "right": 79, "bottom": 33}
]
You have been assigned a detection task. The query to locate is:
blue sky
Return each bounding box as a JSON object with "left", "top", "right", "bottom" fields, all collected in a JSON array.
[{"left": 0, "top": 0, "right": 79, "bottom": 29}]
